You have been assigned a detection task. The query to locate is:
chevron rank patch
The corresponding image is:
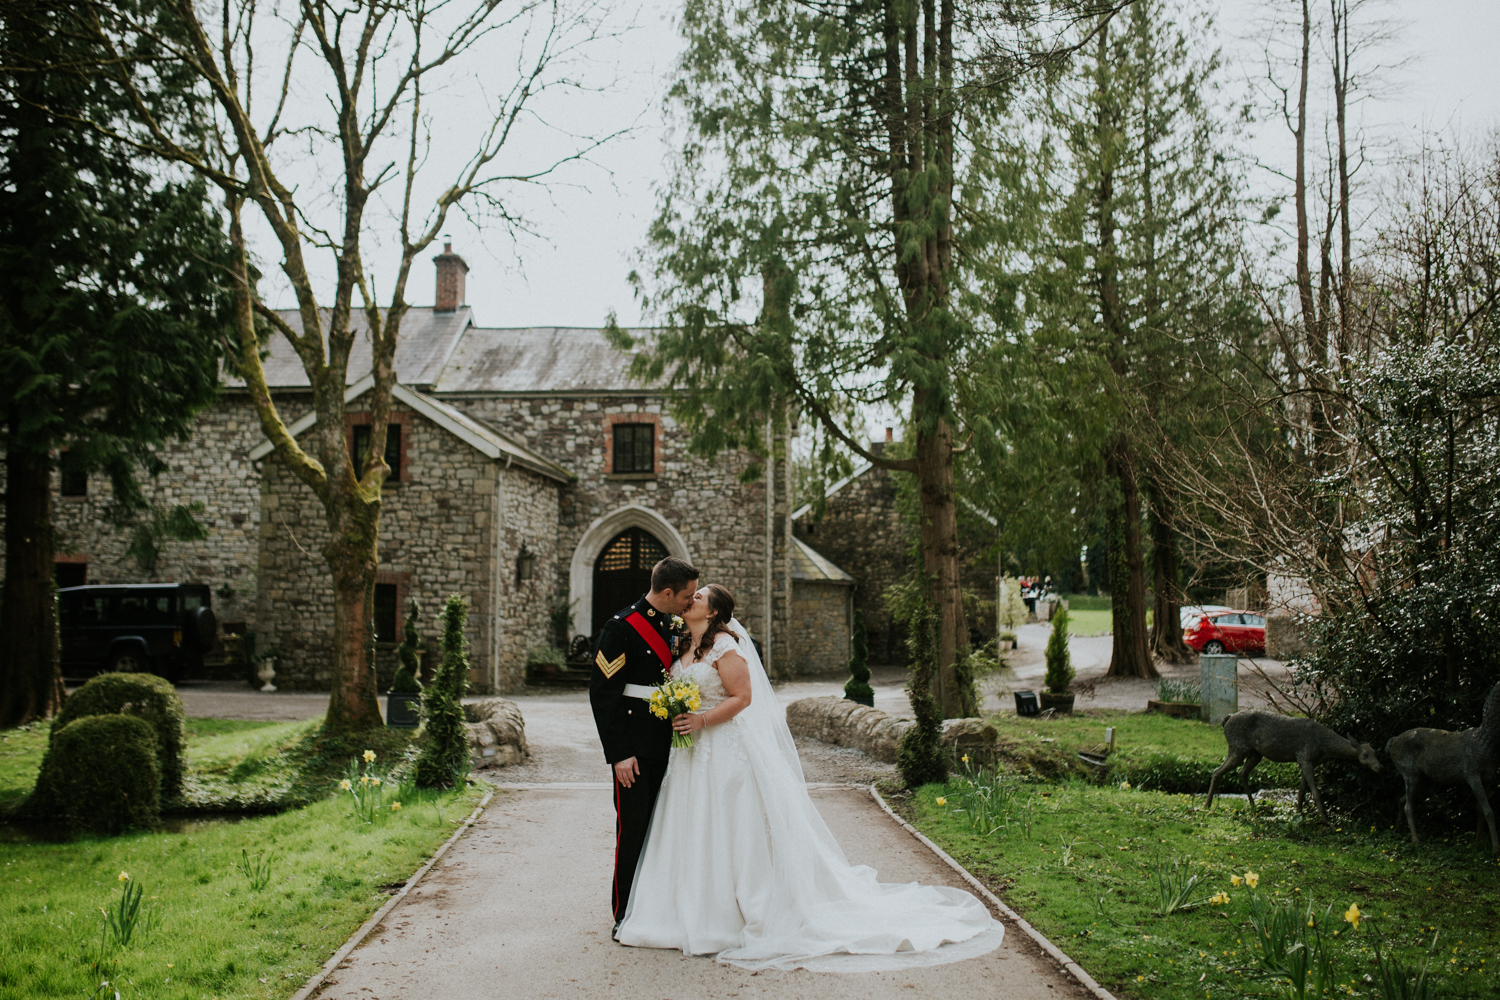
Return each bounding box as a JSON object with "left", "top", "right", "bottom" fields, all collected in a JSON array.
[{"left": 596, "top": 650, "right": 626, "bottom": 679}]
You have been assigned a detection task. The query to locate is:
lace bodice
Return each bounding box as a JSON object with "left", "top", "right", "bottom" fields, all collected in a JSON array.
[{"left": 670, "top": 632, "right": 739, "bottom": 710}]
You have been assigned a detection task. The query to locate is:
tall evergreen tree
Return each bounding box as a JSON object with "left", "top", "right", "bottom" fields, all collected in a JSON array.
[
  {"left": 1035, "top": 1, "right": 1249, "bottom": 677},
  {"left": 615, "top": 0, "right": 1101, "bottom": 717},
  {"left": 0, "top": 0, "right": 231, "bottom": 726}
]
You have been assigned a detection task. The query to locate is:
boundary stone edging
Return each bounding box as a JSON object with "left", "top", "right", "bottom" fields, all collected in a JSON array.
[
  {"left": 294, "top": 788, "right": 495, "bottom": 1000},
  {"left": 868, "top": 785, "right": 1119, "bottom": 1000}
]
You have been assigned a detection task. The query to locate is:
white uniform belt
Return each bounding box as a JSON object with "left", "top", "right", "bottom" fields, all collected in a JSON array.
[{"left": 622, "top": 683, "right": 654, "bottom": 700}]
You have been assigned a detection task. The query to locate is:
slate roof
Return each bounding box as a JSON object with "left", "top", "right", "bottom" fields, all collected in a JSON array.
[
  {"left": 432, "top": 326, "right": 649, "bottom": 394},
  {"left": 245, "top": 308, "right": 654, "bottom": 394},
  {"left": 790, "top": 537, "right": 855, "bottom": 584}
]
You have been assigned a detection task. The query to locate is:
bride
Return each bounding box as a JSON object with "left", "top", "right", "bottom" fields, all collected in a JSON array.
[{"left": 616, "top": 584, "right": 1002, "bottom": 971}]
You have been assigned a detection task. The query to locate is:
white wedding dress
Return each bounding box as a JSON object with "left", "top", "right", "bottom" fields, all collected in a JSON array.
[{"left": 616, "top": 621, "right": 1003, "bottom": 972}]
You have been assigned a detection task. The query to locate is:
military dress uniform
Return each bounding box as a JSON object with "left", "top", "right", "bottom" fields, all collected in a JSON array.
[{"left": 589, "top": 595, "right": 685, "bottom": 925}]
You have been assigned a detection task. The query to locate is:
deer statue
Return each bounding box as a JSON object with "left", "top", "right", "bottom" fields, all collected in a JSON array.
[
  {"left": 1385, "top": 681, "right": 1500, "bottom": 857},
  {"left": 1205, "top": 710, "right": 1382, "bottom": 820}
]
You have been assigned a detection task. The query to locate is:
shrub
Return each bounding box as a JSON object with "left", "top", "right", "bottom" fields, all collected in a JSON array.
[
  {"left": 1108, "top": 749, "right": 1300, "bottom": 795},
  {"left": 1043, "top": 607, "right": 1073, "bottom": 694},
  {"left": 50, "top": 672, "right": 186, "bottom": 800},
  {"left": 891, "top": 581, "right": 947, "bottom": 788},
  {"left": 526, "top": 646, "right": 566, "bottom": 668},
  {"left": 843, "top": 610, "right": 874, "bottom": 701},
  {"left": 414, "top": 595, "right": 471, "bottom": 788},
  {"left": 390, "top": 598, "right": 424, "bottom": 694},
  {"left": 28, "top": 714, "right": 160, "bottom": 834}
]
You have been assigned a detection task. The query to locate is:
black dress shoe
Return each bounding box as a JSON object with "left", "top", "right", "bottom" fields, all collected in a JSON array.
[{"left": 612, "top": 920, "right": 622, "bottom": 940}]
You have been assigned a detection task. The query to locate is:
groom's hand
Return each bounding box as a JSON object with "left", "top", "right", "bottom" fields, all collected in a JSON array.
[{"left": 613, "top": 756, "right": 640, "bottom": 788}]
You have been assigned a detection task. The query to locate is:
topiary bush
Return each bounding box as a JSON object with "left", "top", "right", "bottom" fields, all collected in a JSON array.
[
  {"left": 50, "top": 672, "right": 186, "bottom": 800},
  {"left": 414, "top": 595, "right": 471, "bottom": 788},
  {"left": 29, "top": 714, "right": 161, "bottom": 834},
  {"left": 843, "top": 610, "right": 874, "bottom": 702},
  {"left": 1043, "top": 607, "right": 1073, "bottom": 694},
  {"left": 891, "top": 581, "right": 947, "bottom": 788},
  {"left": 390, "top": 598, "right": 424, "bottom": 694}
]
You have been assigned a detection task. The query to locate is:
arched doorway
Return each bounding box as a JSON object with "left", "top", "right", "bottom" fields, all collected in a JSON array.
[{"left": 592, "top": 527, "right": 669, "bottom": 634}]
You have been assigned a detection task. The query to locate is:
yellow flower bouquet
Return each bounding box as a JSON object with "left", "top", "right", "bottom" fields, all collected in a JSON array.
[{"left": 648, "top": 676, "right": 703, "bottom": 748}]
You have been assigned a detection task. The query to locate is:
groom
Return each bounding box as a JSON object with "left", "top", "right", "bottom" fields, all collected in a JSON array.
[{"left": 589, "top": 556, "right": 697, "bottom": 936}]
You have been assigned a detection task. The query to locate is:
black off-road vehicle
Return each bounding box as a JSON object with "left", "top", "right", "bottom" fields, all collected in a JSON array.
[{"left": 58, "top": 583, "right": 217, "bottom": 683}]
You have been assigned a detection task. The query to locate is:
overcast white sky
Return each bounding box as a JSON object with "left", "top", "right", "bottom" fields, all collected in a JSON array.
[{"left": 255, "top": 0, "right": 1500, "bottom": 336}]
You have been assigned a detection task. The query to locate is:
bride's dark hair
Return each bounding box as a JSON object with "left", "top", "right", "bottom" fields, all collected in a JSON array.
[{"left": 693, "top": 584, "right": 740, "bottom": 661}]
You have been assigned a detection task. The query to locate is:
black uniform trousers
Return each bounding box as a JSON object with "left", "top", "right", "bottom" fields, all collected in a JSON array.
[{"left": 612, "top": 752, "right": 669, "bottom": 922}]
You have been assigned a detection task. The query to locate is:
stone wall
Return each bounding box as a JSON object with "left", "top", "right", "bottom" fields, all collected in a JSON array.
[
  {"left": 450, "top": 394, "right": 775, "bottom": 653},
  {"left": 492, "top": 467, "right": 561, "bottom": 692},
  {"left": 255, "top": 396, "right": 539, "bottom": 692},
  {"left": 0, "top": 392, "right": 290, "bottom": 646},
  {"left": 793, "top": 458, "right": 909, "bottom": 664},
  {"left": 789, "top": 580, "right": 853, "bottom": 677}
]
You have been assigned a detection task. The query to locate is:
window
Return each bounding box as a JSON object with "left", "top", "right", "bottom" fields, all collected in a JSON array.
[
  {"left": 352, "top": 423, "right": 402, "bottom": 481},
  {"left": 59, "top": 450, "right": 88, "bottom": 497},
  {"left": 55, "top": 562, "right": 87, "bottom": 588},
  {"left": 612, "top": 423, "right": 654, "bottom": 474},
  {"left": 116, "top": 592, "right": 176, "bottom": 624},
  {"left": 1213, "top": 613, "right": 1243, "bottom": 626},
  {"left": 373, "top": 583, "right": 399, "bottom": 643}
]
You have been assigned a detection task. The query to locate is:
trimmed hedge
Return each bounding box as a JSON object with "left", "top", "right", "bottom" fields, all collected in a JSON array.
[
  {"left": 1107, "top": 750, "right": 1301, "bottom": 795},
  {"left": 52, "top": 672, "right": 186, "bottom": 800},
  {"left": 30, "top": 714, "right": 161, "bottom": 834}
]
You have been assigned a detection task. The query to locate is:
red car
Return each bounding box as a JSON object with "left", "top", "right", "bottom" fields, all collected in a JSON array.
[{"left": 1183, "top": 610, "right": 1266, "bottom": 655}]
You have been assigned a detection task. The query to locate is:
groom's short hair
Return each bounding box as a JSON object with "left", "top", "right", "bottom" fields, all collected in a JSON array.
[{"left": 650, "top": 557, "right": 700, "bottom": 594}]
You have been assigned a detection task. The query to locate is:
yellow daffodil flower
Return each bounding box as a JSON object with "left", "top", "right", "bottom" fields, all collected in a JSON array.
[
  {"left": 1245, "top": 871, "right": 1259, "bottom": 889},
  {"left": 339, "top": 779, "right": 352, "bottom": 790},
  {"left": 961, "top": 754, "right": 971, "bottom": 764},
  {"left": 118, "top": 871, "right": 130, "bottom": 882},
  {"left": 1208, "top": 892, "right": 1230, "bottom": 906},
  {"left": 1344, "top": 903, "right": 1361, "bottom": 930},
  {"left": 371, "top": 777, "right": 381, "bottom": 786},
  {"left": 391, "top": 802, "right": 402, "bottom": 811},
  {"left": 363, "top": 749, "right": 376, "bottom": 763},
  {"left": 1120, "top": 781, "right": 1131, "bottom": 790},
  {"left": 936, "top": 797, "right": 948, "bottom": 806},
  {"left": 1231, "top": 875, "right": 1242, "bottom": 887}
]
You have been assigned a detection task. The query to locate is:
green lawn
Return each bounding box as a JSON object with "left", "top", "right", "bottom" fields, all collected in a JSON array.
[
  {"left": 900, "top": 710, "right": 1500, "bottom": 999},
  {"left": 1065, "top": 608, "right": 1114, "bottom": 636},
  {"left": 0, "top": 718, "right": 482, "bottom": 999}
]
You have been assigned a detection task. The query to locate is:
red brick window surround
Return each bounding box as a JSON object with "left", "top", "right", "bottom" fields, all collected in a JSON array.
[
  {"left": 373, "top": 570, "right": 411, "bottom": 644},
  {"left": 604, "top": 412, "right": 663, "bottom": 476},
  {"left": 346, "top": 411, "right": 412, "bottom": 484}
]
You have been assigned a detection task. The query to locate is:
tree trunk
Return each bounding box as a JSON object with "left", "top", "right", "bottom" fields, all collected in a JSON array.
[
  {"left": 1105, "top": 437, "right": 1157, "bottom": 679},
  {"left": 320, "top": 497, "right": 384, "bottom": 732},
  {"left": 1, "top": 442, "right": 65, "bottom": 726},
  {"left": 1146, "top": 469, "right": 1194, "bottom": 664},
  {"left": 913, "top": 401, "right": 973, "bottom": 717}
]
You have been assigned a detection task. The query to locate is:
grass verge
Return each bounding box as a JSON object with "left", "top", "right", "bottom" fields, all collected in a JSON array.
[
  {"left": 0, "top": 779, "right": 483, "bottom": 999},
  {"left": 900, "top": 779, "right": 1500, "bottom": 1000}
]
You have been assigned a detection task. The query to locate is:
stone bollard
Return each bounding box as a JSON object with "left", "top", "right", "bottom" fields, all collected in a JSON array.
[{"left": 1200, "top": 654, "right": 1239, "bottom": 725}]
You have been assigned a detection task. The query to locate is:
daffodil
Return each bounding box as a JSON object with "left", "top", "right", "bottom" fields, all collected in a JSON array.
[
  {"left": 936, "top": 797, "right": 948, "bottom": 806},
  {"left": 391, "top": 802, "right": 402, "bottom": 811},
  {"left": 339, "top": 779, "right": 353, "bottom": 791},
  {"left": 1344, "top": 903, "right": 1361, "bottom": 930},
  {"left": 1231, "top": 875, "right": 1242, "bottom": 887},
  {"left": 1208, "top": 892, "right": 1230, "bottom": 906},
  {"left": 1245, "top": 871, "right": 1259, "bottom": 889},
  {"left": 371, "top": 777, "right": 381, "bottom": 786},
  {"left": 1120, "top": 781, "right": 1131, "bottom": 790},
  {"left": 961, "top": 754, "right": 971, "bottom": 764},
  {"left": 118, "top": 871, "right": 130, "bottom": 882},
  {"left": 363, "top": 749, "right": 377, "bottom": 763}
]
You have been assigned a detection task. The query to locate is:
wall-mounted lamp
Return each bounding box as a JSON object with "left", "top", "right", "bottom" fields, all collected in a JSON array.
[{"left": 516, "top": 544, "right": 536, "bottom": 584}]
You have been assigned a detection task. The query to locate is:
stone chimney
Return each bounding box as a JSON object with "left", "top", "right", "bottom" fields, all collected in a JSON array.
[{"left": 433, "top": 241, "right": 468, "bottom": 312}]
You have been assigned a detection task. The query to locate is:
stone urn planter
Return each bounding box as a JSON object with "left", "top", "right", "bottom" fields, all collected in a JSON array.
[
  {"left": 1039, "top": 690, "right": 1075, "bottom": 715},
  {"left": 254, "top": 656, "right": 278, "bottom": 693},
  {"left": 386, "top": 692, "right": 422, "bottom": 728}
]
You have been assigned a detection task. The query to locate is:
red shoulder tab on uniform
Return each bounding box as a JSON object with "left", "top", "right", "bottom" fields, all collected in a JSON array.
[{"left": 625, "top": 612, "right": 672, "bottom": 673}]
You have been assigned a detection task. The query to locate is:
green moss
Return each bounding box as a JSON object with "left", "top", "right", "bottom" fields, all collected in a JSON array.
[
  {"left": 52, "top": 673, "right": 186, "bottom": 799},
  {"left": 29, "top": 715, "right": 160, "bottom": 834}
]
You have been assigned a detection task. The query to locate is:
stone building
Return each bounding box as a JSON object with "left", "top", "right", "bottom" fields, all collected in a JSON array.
[{"left": 0, "top": 246, "right": 855, "bottom": 693}]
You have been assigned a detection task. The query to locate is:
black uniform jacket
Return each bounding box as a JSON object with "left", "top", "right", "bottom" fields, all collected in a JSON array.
[{"left": 589, "top": 595, "right": 681, "bottom": 765}]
